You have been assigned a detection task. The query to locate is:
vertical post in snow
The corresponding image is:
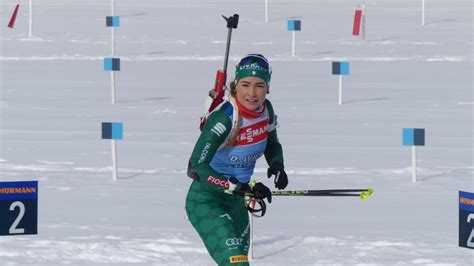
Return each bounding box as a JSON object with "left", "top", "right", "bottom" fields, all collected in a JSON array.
[
  {"left": 112, "top": 139, "right": 118, "bottom": 180},
  {"left": 292, "top": 31, "right": 296, "bottom": 56},
  {"left": 104, "top": 57, "right": 120, "bottom": 104},
  {"left": 102, "top": 122, "right": 123, "bottom": 180},
  {"left": 111, "top": 72, "right": 116, "bottom": 104},
  {"left": 111, "top": 0, "right": 116, "bottom": 56},
  {"left": 288, "top": 20, "right": 301, "bottom": 56},
  {"left": 29, "top": 0, "right": 33, "bottom": 37},
  {"left": 361, "top": 2, "right": 366, "bottom": 41},
  {"left": 402, "top": 128, "right": 424, "bottom": 183},
  {"left": 339, "top": 75, "right": 343, "bottom": 105},
  {"left": 111, "top": 0, "right": 116, "bottom": 104},
  {"left": 412, "top": 146, "right": 417, "bottom": 182},
  {"left": 332, "top": 61, "right": 349, "bottom": 106},
  {"left": 265, "top": 0, "right": 269, "bottom": 23},
  {"left": 422, "top": 0, "right": 425, "bottom": 26}
]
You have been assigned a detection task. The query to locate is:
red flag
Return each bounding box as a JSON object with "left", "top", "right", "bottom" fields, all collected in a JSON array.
[
  {"left": 353, "top": 10, "right": 362, "bottom": 36},
  {"left": 8, "top": 4, "right": 20, "bottom": 28}
]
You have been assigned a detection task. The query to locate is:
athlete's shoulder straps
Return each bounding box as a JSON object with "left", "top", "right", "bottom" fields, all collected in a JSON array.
[
  {"left": 220, "top": 98, "right": 241, "bottom": 148},
  {"left": 264, "top": 99, "right": 277, "bottom": 132}
]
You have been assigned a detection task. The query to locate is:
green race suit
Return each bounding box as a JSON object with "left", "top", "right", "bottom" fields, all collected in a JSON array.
[{"left": 185, "top": 100, "right": 283, "bottom": 265}]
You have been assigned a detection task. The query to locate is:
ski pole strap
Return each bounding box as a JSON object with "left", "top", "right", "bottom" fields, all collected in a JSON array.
[
  {"left": 245, "top": 197, "right": 266, "bottom": 218},
  {"left": 226, "top": 189, "right": 267, "bottom": 217}
]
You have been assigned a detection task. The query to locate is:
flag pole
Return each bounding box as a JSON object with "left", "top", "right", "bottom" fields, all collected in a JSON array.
[{"left": 29, "top": 0, "right": 33, "bottom": 37}]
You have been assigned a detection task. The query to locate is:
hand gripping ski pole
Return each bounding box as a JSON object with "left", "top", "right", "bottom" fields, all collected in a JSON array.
[
  {"left": 200, "top": 14, "right": 239, "bottom": 130},
  {"left": 230, "top": 190, "right": 267, "bottom": 218},
  {"left": 226, "top": 181, "right": 268, "bottom": 218}
]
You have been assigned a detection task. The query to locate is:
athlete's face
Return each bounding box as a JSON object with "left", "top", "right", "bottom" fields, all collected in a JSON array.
[{"left": 235, "top": 77, "right": 267, "bottom": 111}]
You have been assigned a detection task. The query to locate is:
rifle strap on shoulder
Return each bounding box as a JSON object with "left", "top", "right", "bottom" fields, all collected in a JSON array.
[{"left": 222, "top": 96, "right": 241, "bottom": 147}]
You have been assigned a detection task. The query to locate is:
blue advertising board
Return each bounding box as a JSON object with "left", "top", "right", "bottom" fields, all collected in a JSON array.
[
  {"left": 0, "top": 181, "right": 38, "bottom": 236},
  {"left": 459, "top": 191, "right": 474, "bottom": 249}
]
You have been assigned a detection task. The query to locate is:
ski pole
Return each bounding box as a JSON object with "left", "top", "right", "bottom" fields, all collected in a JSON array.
[
  {"left": 272, "top": 188, "right": 374, "bottom": 200},
  {"left": 274, "top": 189, "right": 370, "bottom": 193}
]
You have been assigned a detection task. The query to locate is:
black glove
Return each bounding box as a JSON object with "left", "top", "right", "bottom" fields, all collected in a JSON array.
[
  {"left": 250, "top": 182, "right": 272, "bottom": 203},
  {"left": 267, "top": 162, "right": 288, "bottom": 190}
]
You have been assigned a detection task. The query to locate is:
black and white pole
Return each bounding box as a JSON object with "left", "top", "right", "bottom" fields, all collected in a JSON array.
[
  {"left": 102, "top": 122, "right": 123, "bottom": 180},
  {"left": 332, "top": 61, "right": 350, "bottom": 105},
  {"left": 105, "top": 0, "right": 121, "bottom": 104},
  {"left": 287, "top": 20, "right": 301, "bottom": 56},
  {"left": 0, "top": 181, "right": 38, "bottom": 236},
  {"left": 402, "top": 128, "right": 425, "bottom": 182}
]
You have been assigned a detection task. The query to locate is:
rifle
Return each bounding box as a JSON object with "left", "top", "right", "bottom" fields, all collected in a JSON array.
[{"left": 200, "top": 14, "right": 239, "bottom": 130}]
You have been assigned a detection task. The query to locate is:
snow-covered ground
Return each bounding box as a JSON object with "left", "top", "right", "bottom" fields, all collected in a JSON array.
[{"left": 0, "top": 0, "right": 473, "bottom": 265}]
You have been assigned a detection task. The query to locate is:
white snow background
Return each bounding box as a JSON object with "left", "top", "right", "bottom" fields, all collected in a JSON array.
[{"left": 0, "top": 0, "right": 473, "bottom": 265}]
